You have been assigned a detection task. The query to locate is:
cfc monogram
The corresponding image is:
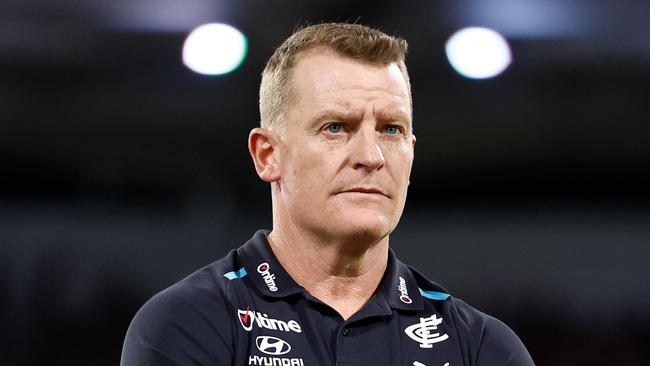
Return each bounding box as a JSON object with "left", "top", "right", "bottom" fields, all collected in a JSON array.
[{"left": 405, "top": 314, "right": 449, "bottom": 348}]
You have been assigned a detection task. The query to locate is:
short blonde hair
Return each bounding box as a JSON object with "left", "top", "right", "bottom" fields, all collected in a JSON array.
[{"left": 259, "top": 23, "right": 411, "bottom": 132}]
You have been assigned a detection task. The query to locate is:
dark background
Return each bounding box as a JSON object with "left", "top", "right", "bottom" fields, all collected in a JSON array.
[{"left": 1, "top": 0, "right": 649, "bottom": 365}]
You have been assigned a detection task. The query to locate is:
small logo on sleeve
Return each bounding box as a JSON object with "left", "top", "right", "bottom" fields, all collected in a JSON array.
[{"left": 405, "top": 314, "right": 449, "bottom": 348}]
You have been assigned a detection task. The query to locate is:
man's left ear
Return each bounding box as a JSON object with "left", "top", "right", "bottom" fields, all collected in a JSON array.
[
  {"left": 248, "top": 127, "right": 281, "bottom": 182},
  {"left": 408, "top": 134, "right": 416, "bottom": 186}
]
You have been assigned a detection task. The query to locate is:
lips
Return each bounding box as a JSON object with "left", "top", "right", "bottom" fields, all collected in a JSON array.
[{"left": 336, "top": 187, "right": 390, "bottom": 197}]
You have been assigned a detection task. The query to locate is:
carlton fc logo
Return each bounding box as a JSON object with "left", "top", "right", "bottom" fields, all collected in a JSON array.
[{"left": 405, "top": 314, "right": 449, "bottom": 348}]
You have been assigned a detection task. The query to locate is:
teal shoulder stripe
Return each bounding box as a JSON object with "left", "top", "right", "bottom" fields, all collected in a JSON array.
[
  {"left": 419, "top": 287, "right": 450, "bottom": 300},
  {"left": 223, "top": 267, "right": 247, "bottom": 280}
]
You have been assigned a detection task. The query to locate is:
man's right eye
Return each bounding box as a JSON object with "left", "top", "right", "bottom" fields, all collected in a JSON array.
[{"left": 325, "top": 123, "right": 343, "bottom": 133}]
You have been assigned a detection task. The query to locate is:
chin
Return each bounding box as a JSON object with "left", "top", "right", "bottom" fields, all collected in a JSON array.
[{"left": 333, "top": 211, "right": 395, "bottom": 243}]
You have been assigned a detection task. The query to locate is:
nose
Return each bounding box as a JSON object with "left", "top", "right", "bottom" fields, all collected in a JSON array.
[{"left": 350, "top": 125, "right": 385, "bottom": 171}]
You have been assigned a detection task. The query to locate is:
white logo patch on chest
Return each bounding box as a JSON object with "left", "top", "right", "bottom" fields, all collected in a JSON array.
[
  {"left": 255, "top": 336, "right": 291, "bottom": 355},
  {"left": 237, "top": 307, "right": 302, "bottom": 333},
  {"left": 405, "top": 314, "right": 449, "bottom": 348}
]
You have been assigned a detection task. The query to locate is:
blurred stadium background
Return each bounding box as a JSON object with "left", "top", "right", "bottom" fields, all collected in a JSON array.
[{"left": 1, "top": 0, "right": 649, "bottom": 365}]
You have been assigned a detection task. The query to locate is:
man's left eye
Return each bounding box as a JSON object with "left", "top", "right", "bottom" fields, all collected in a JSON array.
[{"left": 384, "top": 125, "right": 401, "bottom": 135}]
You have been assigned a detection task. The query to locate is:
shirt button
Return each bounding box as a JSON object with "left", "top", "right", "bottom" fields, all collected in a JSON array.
[{"left": 342, "top": 328, "right": 349, "bottom": 336}]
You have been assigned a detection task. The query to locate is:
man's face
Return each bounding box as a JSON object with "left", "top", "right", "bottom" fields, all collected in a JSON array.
[{"left": 275, "top": 47, "right": 415, "bottom": 243}]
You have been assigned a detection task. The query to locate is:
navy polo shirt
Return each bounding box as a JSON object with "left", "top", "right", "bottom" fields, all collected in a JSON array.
[{"left": 121, "top": 230, "right": 534, "bottom": 366}]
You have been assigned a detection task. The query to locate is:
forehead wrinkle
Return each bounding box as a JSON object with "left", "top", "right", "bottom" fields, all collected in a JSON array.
[
  {"left": 314, "top": 95, "right": 365, "bottom": 118},
  {"left": 327, "top": 91, "right": 403, "bottom": 111},
  {"left": 315, "top": 95, "right": 411, "bottom": 126},
  {"left": 312, "top": 105, "right": 364, "bottom": 122},
  {"left": 323, "top": 84, "right": 408, "bottom": 102}
]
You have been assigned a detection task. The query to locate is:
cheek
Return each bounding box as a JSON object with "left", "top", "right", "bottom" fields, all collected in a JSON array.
[
  {"left": 284, "top": 148, "right": 330, "bottom": 188},
  {"left": 386, "top": 143, "right": 414, "bottom": 176}
]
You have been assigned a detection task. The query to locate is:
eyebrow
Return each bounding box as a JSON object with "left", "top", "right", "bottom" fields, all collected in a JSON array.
[
  {"left": 373, "top": 108, "right": 412, "bottom": 125},
  {"left": 311, "top": 109, "right": 364, "bottom": 124},
  {"left": 311, "top": 106, "right": 411, "bottom": 126}
]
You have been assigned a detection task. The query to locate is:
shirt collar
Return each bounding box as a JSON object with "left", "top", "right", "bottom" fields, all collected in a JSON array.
[
  {"left": 237, "top": 229, "right": 429, "bottom": 312},
  {"left": 377, "top": 247, "right": 425, "bottom": 312},
  {"left": 237, "top": 229, "right": 304, "bottom": 298}
]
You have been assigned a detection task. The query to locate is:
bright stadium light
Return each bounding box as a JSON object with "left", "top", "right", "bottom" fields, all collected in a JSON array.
[
  {"left": 182, "top": 23, "right": 248, "bottom": 76},
  {"left": 445, "top": 27, "right": 512, "bottom": 79}
]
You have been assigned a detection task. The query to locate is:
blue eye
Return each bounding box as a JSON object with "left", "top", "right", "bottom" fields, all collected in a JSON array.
[
  {"left": 326, "top": 123, "right": 343, "bottom": 133},
  {"left": 384, "top": 125, "right": 400, "bottom": 135}
]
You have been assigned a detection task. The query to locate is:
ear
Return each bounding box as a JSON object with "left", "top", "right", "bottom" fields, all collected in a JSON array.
[
  {"left": 248, "top": 127, "right": 281, "bottom": 182},
  {"left": 408, "top": 134, "right": 416, "bottom": 186}
]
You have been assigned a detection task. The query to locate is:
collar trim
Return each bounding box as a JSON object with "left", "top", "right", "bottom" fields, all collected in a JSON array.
[
  {"left": 237, "top": 230, "right": 303, "bottom": 298},
  {"left": 223, "top": 267, "right": 248, "bottom": 280},
  {"left": 419, "top": 288, "right": 450, "bottom": 301},
  {"left": 382, "top": 248, "right": 425, "bottom": 311},
  {"left": 237, "top": 230, "right": 445, "bottom": 309}
]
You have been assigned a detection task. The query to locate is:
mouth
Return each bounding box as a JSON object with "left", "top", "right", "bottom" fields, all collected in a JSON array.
[{"left": 336, "top": 187, "right": 390, "bottom": 198}]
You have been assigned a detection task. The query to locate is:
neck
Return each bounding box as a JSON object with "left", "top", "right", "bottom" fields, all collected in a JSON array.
[{"left": 268, "top": 226, "right": 389, "bottom": 320}]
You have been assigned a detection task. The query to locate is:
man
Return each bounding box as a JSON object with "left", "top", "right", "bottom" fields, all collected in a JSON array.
[{"left": 121, "top": 23, "right": 534, "bottom": 366}]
